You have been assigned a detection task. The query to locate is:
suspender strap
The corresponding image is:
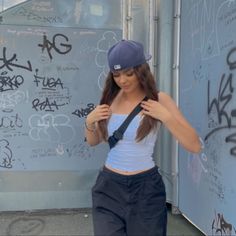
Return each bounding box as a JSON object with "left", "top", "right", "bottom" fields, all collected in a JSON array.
[{"left": 108, "top": 96, "right": 148, "bottom": 149}]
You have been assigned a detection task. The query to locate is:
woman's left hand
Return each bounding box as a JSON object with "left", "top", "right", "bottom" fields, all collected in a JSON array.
[{"left": 141, "top": 99, "right": 171, "bottom": 123}]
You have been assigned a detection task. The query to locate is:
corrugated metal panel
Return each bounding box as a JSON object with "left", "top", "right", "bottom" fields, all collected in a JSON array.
[{"left": 0, "top": 0, "right": 122, "bottom": 211}]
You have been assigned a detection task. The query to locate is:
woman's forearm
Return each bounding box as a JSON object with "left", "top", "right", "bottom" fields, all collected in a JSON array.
[
  {"left": 163, "top": 116, "right": 201, "bottom": 153},
  {"left": 84, "top": 121, "right": 101, "bottom": 146}
]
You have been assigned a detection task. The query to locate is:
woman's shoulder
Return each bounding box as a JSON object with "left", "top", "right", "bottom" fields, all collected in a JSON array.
[
  {"left": 157, "top": 91, "right": 175, "bottom": 105},
  {"left": 157, "top": 91, "right": 170, "bottom": 99}
]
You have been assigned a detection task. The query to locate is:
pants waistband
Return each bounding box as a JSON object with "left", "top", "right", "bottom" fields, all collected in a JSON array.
[{"left": 101, "top": 165, "right": 159, "bottom": 182}]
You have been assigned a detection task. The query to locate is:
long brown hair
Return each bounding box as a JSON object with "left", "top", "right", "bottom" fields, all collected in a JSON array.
[{"left": 98, "top": 63, "right": 159, "bottom": 141}]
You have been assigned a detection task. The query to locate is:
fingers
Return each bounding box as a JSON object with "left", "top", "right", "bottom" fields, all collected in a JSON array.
[
  {"left": 98, "top": 105, "right": 111, "bottom": 116},
  {"left": 90, "top": 104, "right": 112, "bottom": 122},
  {"left": 141, "top": 100, "right": 154, "bottom": 112},
  {"left": 140, "top": 100, "right": 159, "bottom": 119}
]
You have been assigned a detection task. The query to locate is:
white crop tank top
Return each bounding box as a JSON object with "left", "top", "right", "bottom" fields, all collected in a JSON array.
[{"left": 105, "top": 113, "right": 159, "bottom": 172}]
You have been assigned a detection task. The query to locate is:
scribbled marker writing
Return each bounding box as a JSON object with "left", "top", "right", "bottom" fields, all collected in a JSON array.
[
  {"left": 33, "top": 69, "right": 63, "bottom": 90},
  {"left": 0, "top": 71, "right": 24, "bottom": 92},
  {"left": 205, "top": 48, "right": 235, "bottom": 141},
  {"left": 0, "top": 91, "right": 28, "bottom": 109},
  {"left": 0, "top": 139, "right": 13, "bottom": 169},
  {"left": 72, "top": 103, "right": 95, "bottom": 118},
  {"left": 212, "top": 211, "right": 236, "bottom": 236},
  {"left": 207, "top": 74, "right": 233, "bottom": 128},
  {"left": 0, "top": 110, "right": 23, "bottom": 129},
  {"left": 0, "top": 47, "right": 32, "bottom": 71},
  {"left": 205, "top": 47, "right": 236, "bottom": 157},
  {"left": 32, "top": 97, "right": 66, "bottom": 112},
  {"left": 38, "top": 33, "right": 72, "bottom": 60}
]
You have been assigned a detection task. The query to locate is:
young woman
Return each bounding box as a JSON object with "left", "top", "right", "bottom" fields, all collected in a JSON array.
[{"left": 85, "top": 39, "right": 201, "bottom": 236}]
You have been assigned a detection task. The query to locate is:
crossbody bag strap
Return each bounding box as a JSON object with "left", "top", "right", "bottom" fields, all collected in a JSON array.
[{"left": 108, "top": 96, "right": 148, "bottom": 149}]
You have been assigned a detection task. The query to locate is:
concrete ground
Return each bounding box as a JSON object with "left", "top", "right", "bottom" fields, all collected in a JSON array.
[{"left": 0, "top": 207, "right": 205, "bottom": 236}]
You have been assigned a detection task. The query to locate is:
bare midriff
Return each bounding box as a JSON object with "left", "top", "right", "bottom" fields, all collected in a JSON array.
[{"left": 105, "top": 165, "right": 151, "bottom": 176}]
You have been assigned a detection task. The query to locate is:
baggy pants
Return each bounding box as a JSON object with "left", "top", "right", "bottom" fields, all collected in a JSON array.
[{"left": 92, "top": 166, "right": 167, "bottom": 236}]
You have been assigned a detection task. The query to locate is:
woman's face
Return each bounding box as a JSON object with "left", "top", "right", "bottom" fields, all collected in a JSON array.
[{"left": 112, "top": 68, "right": 141, "bottom": 93}]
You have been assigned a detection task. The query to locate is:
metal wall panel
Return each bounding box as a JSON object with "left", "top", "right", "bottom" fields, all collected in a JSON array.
[
  {"left": 179, "top": 0, "right": 236, "bottom": 234},
  {"left": 0, "top": 0, "right": 122, "bottom": 211},
  {"left": 0, "top": 0, "right": 176, "bottom": 211},
  {"left": 154, "top": 0, "right": 176, "bottom": 205}
]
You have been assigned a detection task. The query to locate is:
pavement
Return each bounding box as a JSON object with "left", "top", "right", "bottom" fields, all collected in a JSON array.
[
  {"left": 0, "top": 209, "right": 93, "bottom": 236},
  {"left": 0, "top": 207, "right": 205, "bottom": 236}
]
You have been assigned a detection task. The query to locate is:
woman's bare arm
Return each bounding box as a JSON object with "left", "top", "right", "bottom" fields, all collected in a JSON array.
[{"left": 141, "top": 91, "right": 201, "bottom": 153}]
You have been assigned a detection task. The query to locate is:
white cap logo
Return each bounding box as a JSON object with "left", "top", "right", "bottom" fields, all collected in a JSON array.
[{"left": 114, "top": 64, "right": 121, "bottom": 70}]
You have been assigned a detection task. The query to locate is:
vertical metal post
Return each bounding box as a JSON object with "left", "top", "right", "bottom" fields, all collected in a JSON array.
[
  {"left": 150, "top": 0, "right": 158, "bottom": 77},
  {"left": 155, "top": 0, "right": 175, "bottom": 205},
  {"left": 171, "top": 0, "right": 181, "bottom": 213},
  {"left": 123, "top": 0, "right": 132, "bottom": 39}
]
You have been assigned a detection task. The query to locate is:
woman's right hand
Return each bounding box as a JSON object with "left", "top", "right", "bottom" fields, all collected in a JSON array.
[{"left": 86, "top": 104, "right": 111, "bottom": 125}]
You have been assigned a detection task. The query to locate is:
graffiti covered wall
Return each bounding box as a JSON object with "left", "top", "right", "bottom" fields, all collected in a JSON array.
[
  {"left": 0, "top": 0, "right": 122, "bottom": 210},
  {"left": 179, "top": 0, "right": 236, "bottom": 235}
]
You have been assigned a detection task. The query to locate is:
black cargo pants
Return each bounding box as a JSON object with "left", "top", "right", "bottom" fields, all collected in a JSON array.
[{"left": 92, "top": 166, "right": 167, "bottom": 236}]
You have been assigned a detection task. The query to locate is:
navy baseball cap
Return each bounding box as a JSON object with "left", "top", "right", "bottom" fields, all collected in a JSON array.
[{"left": 107, "top": 39, "right": 152, "bottom": 71}]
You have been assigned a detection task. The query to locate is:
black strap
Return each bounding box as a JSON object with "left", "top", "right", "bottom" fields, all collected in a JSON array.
[{"left": 108, "top": 96, "right": 148, "bottom": 149}]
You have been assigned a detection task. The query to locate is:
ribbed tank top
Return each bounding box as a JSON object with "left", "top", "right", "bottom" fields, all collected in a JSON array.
[{"left": 105, "top": 114, "right": 158, "bottom": 172}]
